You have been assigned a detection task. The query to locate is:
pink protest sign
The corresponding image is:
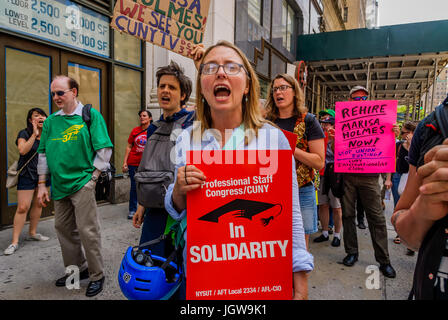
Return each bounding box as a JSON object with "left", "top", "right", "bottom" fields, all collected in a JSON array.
[{"left": 334, "top": 100, "right": 397, "bottom": 173}]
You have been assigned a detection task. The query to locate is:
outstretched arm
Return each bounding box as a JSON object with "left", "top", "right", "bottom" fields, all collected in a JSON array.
[{"left": 392, "top": 139, "right": 448, "bottom": 250}]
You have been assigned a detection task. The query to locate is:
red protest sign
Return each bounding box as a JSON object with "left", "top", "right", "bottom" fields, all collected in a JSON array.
[
  {"left": 186, "top": 150, "right": 292, "bottom": 300},
  {"left": 319, "top": 131, "right": 329, "bottom": 176},
  {"left": 334, "top": 100, "right": 397, "bottom": 173},
  {"left": 280, "top": 129, "right": 298, "bottom": 154}
]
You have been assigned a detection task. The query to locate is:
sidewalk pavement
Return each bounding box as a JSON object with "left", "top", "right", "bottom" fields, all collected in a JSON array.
[
  {"left": 0, "top": 199, "right": 416, "bottom": 300},
  {"left": 308, "top": 198, "right": 416, "bottom": 300}
]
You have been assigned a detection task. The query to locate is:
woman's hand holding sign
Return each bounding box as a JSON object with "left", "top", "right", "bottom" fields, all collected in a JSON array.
[
  {"left": 172, "top": 165, "right": 207, "bottom": 212},
  {"left": 191, "top": 44, "right": 205, "bottom": 71}
]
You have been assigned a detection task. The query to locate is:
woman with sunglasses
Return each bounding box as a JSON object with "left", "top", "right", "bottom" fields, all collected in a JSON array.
[
  {"left": 165, "top": 41, "right": 313, "bottom": 300},
  {"left": 265, "top": 74, "right": 325, "bottom": 249},
  {"left": 4, "top": 108, "right": 51, "bottom": 255}
]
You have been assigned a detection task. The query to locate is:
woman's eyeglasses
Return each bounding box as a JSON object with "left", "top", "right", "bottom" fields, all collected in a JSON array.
[
  {"left": 51, "top": 89, "right": 72, "bottom": 97},
  {"left": 351, "top": 96, "right": 368, "bottom": 101},
  {"left": 272, "top": 85, "right": 292, "bottom": 93},
  {"left": 200, "top": 62, "right": 247, "bottom": 76}
]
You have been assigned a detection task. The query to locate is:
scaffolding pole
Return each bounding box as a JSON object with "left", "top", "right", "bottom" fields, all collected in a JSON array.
[{"left": 430, "top": 58, "right": 439, "bottom": 113}]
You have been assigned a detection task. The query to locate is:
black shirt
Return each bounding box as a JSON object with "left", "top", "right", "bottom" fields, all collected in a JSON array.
[
  {"left": 408, "top": 120, "right": 424, "bottom": 167},
  {"left": 16, "top": 129, "right": 39, "bottom": 181},
  {"left": 396, "top": 141, "right": 410, "bottom": 174},
  {"left": 274, "top": 114, "right": 325, "bottom": 141},
  {"left": 406, "top": 113, "right": 448, "bottom": 299}
]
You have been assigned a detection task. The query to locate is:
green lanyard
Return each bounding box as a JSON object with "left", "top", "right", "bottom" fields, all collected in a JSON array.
[{"left": 222, "top": 124, "right": 245, "bottom": 150}]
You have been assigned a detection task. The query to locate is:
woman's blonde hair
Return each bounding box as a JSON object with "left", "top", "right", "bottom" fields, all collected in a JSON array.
[
  {"left": 194, "top": 40, "right": 265, "bottom": 144},
  {"left": 265, "top": 73, "right": 307, "bottom": 122}
]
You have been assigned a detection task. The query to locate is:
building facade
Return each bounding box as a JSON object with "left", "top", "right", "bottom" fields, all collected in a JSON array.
[
  {"left": 305, "top": 0, "right": 367, "bottom": 113},
  {"left": 365, "top": 0, "right": 378, "bottom": 29},
  {"left": 0, "top": 0, "right": 145, "bottom": 226},
  {"left": 321, "top": 0, "right": 346, "bottom": 31},
  {"left": 1, "top": 0, "right": 370, "bottom": 226},
  {"left": 425, "top": 67, "right": 448, "bottom": 112},
  {"left": 319, "top": 0, "right": 367, "bottom": 32},
  {"left": 346, "top": 0, "right": 368, "bottom": 29},
  {"left": 145, "top": 0, "right": 325, "bottom": 110}
]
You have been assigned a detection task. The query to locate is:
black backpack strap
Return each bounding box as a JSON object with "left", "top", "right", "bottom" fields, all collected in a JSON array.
[
  {"left": 160, "top": 250, "right": 178, "bottom": 271},
  {"left": 81, "top": 104, "right": 99, "bottom": 154},
  {"left": 408, "top": 286, "right": 415, "bottom": 300},
  {"left": 137, "top": 234, "right": 167, "bottom": 250},
  {"left": 417, "top": 105, "right": 447, "bottom": 168},
  {"left": 137, "top": 233, "right": 183, "bottom": 273},
  {"left": 434, "top": 102, "right": 448, "bottom": 140},
  {"left": 82, "top": 104, "right": 92, "bottom": 130}
]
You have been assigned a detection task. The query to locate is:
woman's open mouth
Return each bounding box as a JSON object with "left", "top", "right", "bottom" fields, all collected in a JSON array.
[
  {"left": 275, "top": 97, "right": 285, "bottom": 104},
  {"left": 214, "top": 84, "right": 231, "bottom": 101}
]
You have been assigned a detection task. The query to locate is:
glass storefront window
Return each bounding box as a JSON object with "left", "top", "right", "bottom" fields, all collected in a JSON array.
[
  {"left": 259, "top": 78, "right": 269, "bottom": 99},
  {"left": 235, "top": 0, "right": 299, "bottom": 97},
  {"left": 114, "top": 30, "right": 142, "bottom": 67},
  {"left": 236, "top": 0, "right": 270, "bottom": 63},
  {"left": 114, "top": 66, "right": 141, "bottom": 174},
  {"left": 5, "top": 48, "right": 51, "bottom": 205},
  {"left": 262, "top": 0, "right": 272, "bottom": 30},
  {"left": 283, "top": 3, "right": 294, "bottom": 51},
  {"left": 271, "top": 53, "right": 286, "bottom": 77},
  {"left": 256, "top": 47, "right": 270, "bottom": 78},
  {"left": 281, "top": 1, "right": 295, "bottom": 52},
  {"left": 282, "top": 1, "right": 287, "bottom": 45},
  {"left": 248, "top": 0, "right": 262, "bottom": 24},
  {"left": 68, "top": 63, "right": 101, "bottom": 111},
  {"left": 272, "top": 0, "right": 296, "bottom": 61}
]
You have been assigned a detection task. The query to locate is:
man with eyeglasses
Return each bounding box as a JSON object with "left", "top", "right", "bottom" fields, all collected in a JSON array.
[
  {"left": 37, "top": 75, "right": 113, "bottom": 297},
  {"left": 339, "top": 85, "right": 397, "bottom": 279}
]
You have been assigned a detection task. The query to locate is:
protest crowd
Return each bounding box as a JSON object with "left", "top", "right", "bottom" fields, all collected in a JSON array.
[{"left": 2, "top": 38, "right": 448, "bottom": 301}]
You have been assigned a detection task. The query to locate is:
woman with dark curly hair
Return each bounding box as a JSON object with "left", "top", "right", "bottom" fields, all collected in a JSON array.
[{"left": 4, "top": 108, "right": 51, "bottom": 255}]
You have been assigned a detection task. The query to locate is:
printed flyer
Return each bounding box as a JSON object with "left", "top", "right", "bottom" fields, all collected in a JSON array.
[{"left": 186, "top": 150, "right": 292, "bottom": 300}]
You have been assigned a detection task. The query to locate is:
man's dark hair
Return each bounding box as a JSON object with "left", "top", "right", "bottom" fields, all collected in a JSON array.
[
  {"left": 138, "top": 110, "right": 152, "bottom": 118},
  {"left": 156, "top": 61, "right": 192, "bottom": 106},
  {"left": 402, "top": 120, "right": 417, "bottom": 132},
  {"left": 54, "top": 75, "right": 79, "bottom": 97}
]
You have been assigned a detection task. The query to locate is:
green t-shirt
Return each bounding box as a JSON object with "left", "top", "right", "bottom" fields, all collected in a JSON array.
[{"left": 38, "top": 107, "right": 113, "bottom": 200}]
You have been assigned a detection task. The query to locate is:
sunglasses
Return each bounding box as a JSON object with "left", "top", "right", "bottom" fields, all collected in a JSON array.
[
  {"left": 351, "top": 96, "right": 368, "bottom": 101},
  {"left": 51, "top": 89, "right": 72, "bottom": 98}
]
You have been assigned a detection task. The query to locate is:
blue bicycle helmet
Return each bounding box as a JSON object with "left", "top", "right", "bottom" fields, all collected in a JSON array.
[{"left": 118, "top": 246, "right": 182, "bottom": 300}]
